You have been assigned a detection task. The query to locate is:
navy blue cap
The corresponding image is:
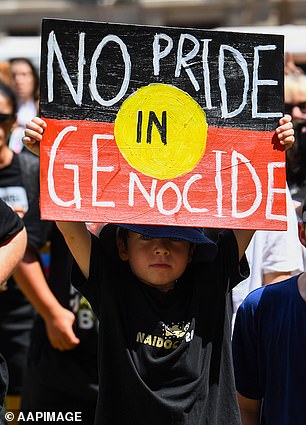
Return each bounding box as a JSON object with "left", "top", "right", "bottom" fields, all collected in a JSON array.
[{"left": 117, "top": 224, "right": 218, "bottom": 261}]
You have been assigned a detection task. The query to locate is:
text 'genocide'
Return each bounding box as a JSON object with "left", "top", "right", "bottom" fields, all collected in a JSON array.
[{"left": 47, "top": 126, "right": 286, "bottom": 221}]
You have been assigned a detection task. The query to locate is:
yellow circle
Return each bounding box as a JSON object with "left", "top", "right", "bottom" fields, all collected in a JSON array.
[{"left": 114, "top": 84, "right": 207, "bottom": 180}]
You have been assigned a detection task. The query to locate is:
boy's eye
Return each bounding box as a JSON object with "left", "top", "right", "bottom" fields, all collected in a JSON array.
[
  {"left": 140, "top": 234, "right": 153, "bottom": 241},
  {"left": 139, "top": 235, "right": 183, "bottom": 242}
]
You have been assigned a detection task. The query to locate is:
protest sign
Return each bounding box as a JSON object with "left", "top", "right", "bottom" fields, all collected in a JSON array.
[{"left": 39, "top": 18, "right": 285, "bottom": 229}]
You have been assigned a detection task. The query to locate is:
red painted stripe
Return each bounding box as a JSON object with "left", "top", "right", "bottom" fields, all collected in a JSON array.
[{"left": 39, "top": 118, "right": 286, "bottom": 230}]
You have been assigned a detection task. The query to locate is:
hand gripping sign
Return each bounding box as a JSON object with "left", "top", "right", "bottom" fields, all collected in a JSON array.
[{"left": 39, "top": 18, "right": 286, "bottom": 230}]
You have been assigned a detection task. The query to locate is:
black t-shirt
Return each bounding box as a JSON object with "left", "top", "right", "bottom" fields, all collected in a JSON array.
[
  {"left": 0, "top": 200, "right": 24, "bottom": 424},
  {"left": 0, "top": 354, "right": 8, "bottom": 425},
  {"left": 0, "top": 153, "right": 35, "bottom": 317},
  {"left": 0, "top": 198, "right": 24, "bottom": 243},
  {"left": 24, "top": 225, "right": 98, "bottom": 401},
  {"left": 72, "top": 225, "right": 249, "bottom": 425},
  {"left": 0, "top": 152, "right": 50, "bottom": 395},
  {"left": 49, "top": 228, "right": 98, "bottom": 366},
  {"left": 0, "top": 151, "right": 51, "bottom": 249}
]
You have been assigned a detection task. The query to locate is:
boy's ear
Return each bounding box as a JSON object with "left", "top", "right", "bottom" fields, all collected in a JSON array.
[
  {"left": 298, "top": 221, "right": 306, "bottom": 247},
  {"left": 116, "top": 232, "right": 129, "bottom": 261}
]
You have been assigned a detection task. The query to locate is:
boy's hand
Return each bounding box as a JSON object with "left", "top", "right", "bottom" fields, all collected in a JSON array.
[
  {"left": 22, "top": 117, "right": 47, "bottom": 157},
  {"left": 275, "top": 114, "right": 295, "bottom": 150}
]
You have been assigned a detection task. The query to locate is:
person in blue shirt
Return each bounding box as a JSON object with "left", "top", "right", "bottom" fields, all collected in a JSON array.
[{"left": 232, "top": 197, "right": 306, "bottom": 425}]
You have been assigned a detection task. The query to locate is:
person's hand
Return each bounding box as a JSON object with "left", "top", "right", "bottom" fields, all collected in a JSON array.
[
  {"left": 275, "top": 114, "right": 295, "bottom": 150},
  {"left": 22, "top": 117, "right": 47, "bottom": 157},
  {"left": 44, "top": 305, "right": 80, "bottom": 351}
]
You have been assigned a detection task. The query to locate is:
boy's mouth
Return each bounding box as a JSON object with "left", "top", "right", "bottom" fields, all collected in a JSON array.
[{"left": 150, "top": 263, "right": 171, "bottom": 269}]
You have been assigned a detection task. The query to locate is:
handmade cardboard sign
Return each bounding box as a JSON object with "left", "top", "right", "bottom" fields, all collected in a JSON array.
[{"left": 39, "top": 18, "right": 286, "bottom": 229}]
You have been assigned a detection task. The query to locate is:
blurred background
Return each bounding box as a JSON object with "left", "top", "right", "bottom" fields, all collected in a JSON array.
[{"left": 0, "top": 0, "right": 306, "bottom": 70}]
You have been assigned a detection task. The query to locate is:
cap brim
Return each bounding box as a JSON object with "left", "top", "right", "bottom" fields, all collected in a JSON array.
[{"left": 117, "top": 224, "right": 218, "bottom": 262}]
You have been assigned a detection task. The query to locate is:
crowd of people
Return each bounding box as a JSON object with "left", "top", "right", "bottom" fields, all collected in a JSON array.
[
  {"left": 0, "top": 59, "right": 98, "bottom": 425},
  {"left": 0, "top": 50, "right": 305, "bottom": 425}
]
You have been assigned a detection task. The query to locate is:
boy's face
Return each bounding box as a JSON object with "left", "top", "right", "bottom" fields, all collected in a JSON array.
[{"left": 117, "top": 231, "right": 193, "bottom": 292}]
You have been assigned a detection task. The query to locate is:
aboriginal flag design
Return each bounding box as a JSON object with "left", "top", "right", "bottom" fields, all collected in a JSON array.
[{"left": 39, "top": 19, "right": 286, "bottom": 230}]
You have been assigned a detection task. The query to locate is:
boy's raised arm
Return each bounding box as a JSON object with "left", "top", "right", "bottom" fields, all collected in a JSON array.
[{"left": 56, "top": 221, "right": 92, "bottom": 280}]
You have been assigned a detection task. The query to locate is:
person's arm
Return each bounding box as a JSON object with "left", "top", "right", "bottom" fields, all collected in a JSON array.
[
  {"left": 13, "top": 247, "right": 80, "bottom": 351},
  {"left": 262, "top": 271, "right": 292, "bottom": 285},
  {"left": 14, "top": 222, "right": 101, "bottom": 348},
  {"left": 237, "top": 392, "right": 261, "bottom": 425},
  {"left": 56, "top": 221, "right": 92, "bottom": 280},
  {"left": 0, "top": 228, "right": 27, "bottom": 286}
]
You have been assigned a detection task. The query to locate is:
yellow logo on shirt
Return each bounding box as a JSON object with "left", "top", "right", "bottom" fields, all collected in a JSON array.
[{"left": 136, "top": 321, "right": 194, "bottom": 350}]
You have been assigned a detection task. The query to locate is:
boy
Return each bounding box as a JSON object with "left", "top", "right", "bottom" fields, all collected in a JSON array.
[{"left": 23, "top": 116, "right": 294, "bottom": 424}]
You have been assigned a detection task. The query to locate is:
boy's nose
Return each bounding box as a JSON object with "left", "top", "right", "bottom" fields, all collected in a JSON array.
[{"left": 153, "top": 239, "right": 170, "bottom": 255}]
